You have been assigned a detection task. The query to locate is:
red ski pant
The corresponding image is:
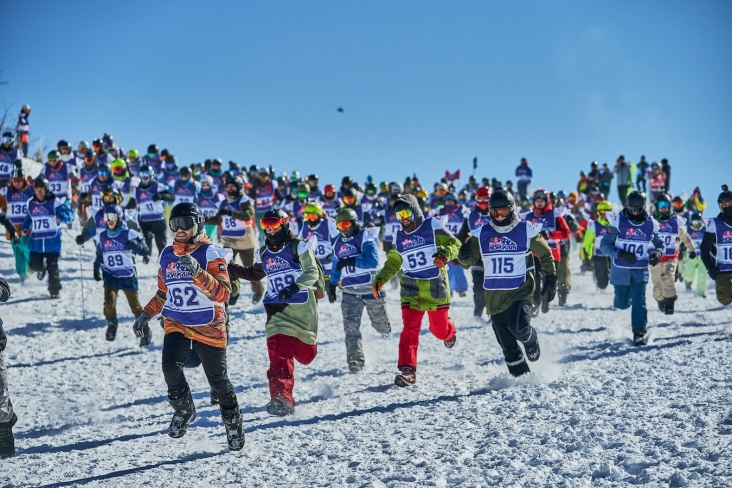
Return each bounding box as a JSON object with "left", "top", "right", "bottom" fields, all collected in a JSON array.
[
  {"left": 267, "top": 334, "right": 317, "bottom": 406},
  {"left": 398, "top": 304, "right": 455, "bottom": 370}
]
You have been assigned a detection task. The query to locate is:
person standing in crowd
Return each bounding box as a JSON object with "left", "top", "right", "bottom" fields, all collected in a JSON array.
[
  {"left": 613, "top": 155, "right": 632, "bottom": 206},
  {"left": 601, "top": 191, "right": 665, "bottom": 346},
  {"left": 700, "top": 185, "right": 732, "bottom": 306},
  {"left": 0, "top": 133, "right": 23, "bottom": 189},
  {"left": 636, "top": 155, "right": 649, "bottom": 193},
  {"left": 372, "top": 194, "right": 460, "bottom": 387},
  {"left": 0, "top": 277, "right": 16, "bottom": 458},
  {"left": 660, "top": 159, "right": 671, "bottom": 193},
  {"left": 598, "top": 163, "right": 614, "bottom": 199},
  {"left": 514, "top": 158, "right": 533, "bottom": 200},
  {"left": 0, "top": 166, "right": 33, "bottom": 281},
  {"left": 15, "top": 105, "right": 30, "bottom": 156},
  {"left": 133, "top": 203, "right": 243, "bottom": 450}
]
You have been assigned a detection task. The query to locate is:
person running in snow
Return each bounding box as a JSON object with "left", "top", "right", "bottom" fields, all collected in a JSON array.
[
  {"left": 700, "top": 185, "right": 732, "bottom": 306},
  {"left": 437, "top": 192, "right": 469, "bottom": 298},
  {"left": 458, "top": 189, "right": 555, "bottom": 377},
  {"left": 372, "top": 194, "right": 460, "bottom": 387},
  {"left": 683, "top": 213, "right": 707, "bottom": 298},
  {"left": 43, "top": 150, "right": 72, "bottom": 204},
  {"left": 0, "top": 132, "right": 23, "bottom": 189},
  {"left": 196, "top": 175, "right": 224, "bottom": 241},
  {"left": 227, "top": 208, "right": 320, "bottom": 416},
  {"left": 21, "top": 176, "right": 74, "bottom": 298},
  {"left": 582, "top": 200, "right": 613, "bottom": 290},
  {"left": 133, "top": 202, "right": 243, "bottom": 450},
  {"left": 94, "top": 205, "right": 149, "bottom": 343},
  {"left": 0, "top": 166, "right": 33, "bottom": 282},
  {"left": 129, "top": 164, "right": 174, "bottom": 260},
  {"left": 0, "top": 277, "right": 16, "bottom": 458},
  {"left": 600, "top": 191, "right": 665, "bottom": 346},
  {"left": 298, "top": 202, "right": 338, "bottom": 278},
  {"left": 75, "top": 187, "right": 141, "bottom": 247},
  {"left": 249, "top": 167, "right": 283, "bottom": 246},
  {"left": 329, "top": 208, "right": 391, "bottom": 373}
]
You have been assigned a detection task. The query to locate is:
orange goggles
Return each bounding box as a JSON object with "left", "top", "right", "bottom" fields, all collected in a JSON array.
[
  {"left": 336, "top": 220, "right": 353, "bottom": 231},
  {"left": 260, "top": 216, "right": 286, "bottom": 230},
  {"left": 395, "top": 208, "right": 413, "bottom": 220},
  {"left": 304, "top": 213, "right": 320, "bottom": 222},
  {"left": 342, "top": 195, "right": 355, "bottom": 204}
]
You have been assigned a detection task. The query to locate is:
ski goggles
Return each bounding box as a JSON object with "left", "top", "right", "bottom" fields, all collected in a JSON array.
[
  {"left": 342, "top": 195, "right": 355, "bottom": 204},
  {"left": 656, "top": 200, "right": 671, "bottom": 210},
  {"left": 436, "top": 188, "right": 447, "bottom": 196},
  {"left": 297, "top": 191, "right": 310, "bottom": 200},
  {"left": 395, "top": 208, "right": 413, "bottom": 220},
  {"left": 336, "top": 220, "right": 353, "bottom": 231},
  {"left": 169, "top": 216, "right": 198, "bottom": 232},
  {"left": 672, "top": 201, "right": 684, "bottom": 210},
  {"left": 47, "top": 158, "right": 59, "bottom": 165},
  {"left": 533, "top": 191, "right": 548, "bottom": 202},
  {"left": 1, "top": 136, "right": 12, "bottom": 145},
  {"left": 98, "top": 169, "right": 111, "bottom": 178},
  {"left": 104, "top": 212, "right": 120, "bottom": 222},
  {"left": 490, "top": 207, "right": 512, "bottom": 219},
  {"left": 690, "top": 219, "right": 704, "bottom": 230},
  {"left": 84, "top": 154, "right": 95, "bottom": 162},
  {"left": 147, "top": 152, "right": 157, "bottom": 159},
  {"left": 260, "top": 216, "right": 286, "bottom": 230},
  {"left": 304, "top": 212, "right": 320, "bottom": 222}
]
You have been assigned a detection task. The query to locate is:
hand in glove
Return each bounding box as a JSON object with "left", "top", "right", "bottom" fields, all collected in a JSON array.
[
  {"left": 327, "top": 281, "right": 338, "bottom": 304},
  {"left": 372, "top": 280, "right": 384, "bottom": 299},
  {"left": 336, "top": 257, "right": 356, "bottom": 271},
  {"left": 689, "top": 251, "right": 697, "bottom": 260},
  {"left": 133, "top": 312, "right": 151, "bottom": 338},
  {"left": 152, "top": 193, "right": 161, "bottom": 202},
  {"left": 648, "top": 249, "right": 662, "bottom": 266},
  {"left": 617, "top": 249, "right": 637, "bottom": 264},
  {"left": 709, "top": 267, "right": 719, "bottom": 281},
  {"left": 93, "top": 266, "right": 102, "bottom": 281},
  {"left": 143, "top": 254, "right": 150, "bottom": 264},
  {"left": 178, "top": 254, "right": 202, "bottom": 276},
  {"left": 75, "top": 235, "right": 85, "bottom": 246},
  {"left": 432, "top": 252, "right": 448, "bottom": 268},
  {"left": 278, "top": 283, "right": 300, "bottom": 301},
  {"left": 458, "top": 240, "right": 473, "bottom": 262},
  {"left": 11, "top": 234, "right": 19, "bottom": 244},
  {"left": 542, "top": 274, "right": 557, "bottom": 303},
  {"left": 0, "top": 279, "right": 10, "bottom": 303}
]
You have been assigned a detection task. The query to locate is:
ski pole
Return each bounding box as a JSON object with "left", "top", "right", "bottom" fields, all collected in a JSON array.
[{"left": 78, "top": 244, "right": 86, "bottom": 320}]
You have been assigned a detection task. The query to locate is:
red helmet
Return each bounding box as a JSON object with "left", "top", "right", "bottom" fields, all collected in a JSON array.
[{"left": 475, "top": 186, "right": 491, "bottom": 201}]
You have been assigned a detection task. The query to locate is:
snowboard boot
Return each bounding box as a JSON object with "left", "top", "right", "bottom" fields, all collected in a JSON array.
[
  {"left": 444, "top": 332, "right": 457, "bottom": 349},
  {"left": 36, "top": 264, "right": 47, "bottom": 281},
  {"left": 105, "top": 321, "right": 118, "bottom": 341},
  {"left": 380, "top": 324, "right": 392, "bottom": 338},
  {"left": 210, "top": 389, "right": 220, "bottom": 405},
  {"left": 685, "top": 282, "right": 692, "bottom": 291},
  {"left": 168, "top": 388, "right": 196, "bottom": 438},
  {"left": 138, "top": 324, "right": 152, "bottom": 347},
  {"left": 558, "top": 291, "right": 567, "bottom": 306},
  {"left": 664, "top": 296, "right": 677, "bottom": 315},
  {"left": 633, "top": 330, "right": 648, "bottom": 347},
  {"left": 657, "top": 300, "right": 665, "bottom": 312},
  {"left": 252, "top": 292, "right": 263, "bottom": 305},
  {"left": 221, "top": 407, "right": 245, "bottom": 451},
  {"left": 394, "top": 366, "right": 416, "bottom": 387},
  {"left": 530, "top": 304, "right": 540, "bottom": 318},
  {"left": 524, "top": 337, "right": 541, "bottom": 362},
  {"left": 228, "top": 292, "right": 240, "bottom": 306},
  {"left": 541, "top": 294, "right": 550, "bottom": 313},
  {"left": 266, "top": 398, "right": 295, "bottom": 417},
  {"left": 473, "top": 306, "right": 484, "bottom": 318},
  {"left": 507, "top": 358, "right": 531, "bottom": 377},
  {"left": 0, "top": 413, "right": 17, "bottom": 459},
  {"left": 348, "top": 360, "right": 364, "bottom": 373}
]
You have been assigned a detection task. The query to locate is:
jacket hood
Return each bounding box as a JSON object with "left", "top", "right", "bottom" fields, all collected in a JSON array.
[{"left": 393, "top": 194, "right": 424, "bottom": 221}]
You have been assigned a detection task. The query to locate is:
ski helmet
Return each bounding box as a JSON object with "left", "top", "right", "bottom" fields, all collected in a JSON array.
[
  {"left": 138, "top": 164, "right": 156, "bottom": 187},
  {"left": 111, "top": 158, "right": 127, "bottom": 177},
  {"left": 1, "top": 132, "right": 14, "bottom": 146},
  {"left": 169, "top": 202, "right": 206, "bottom": 243},
  {"left": 98, "top": 163, "right": 112, "bottom": 179},
  {"left": 690, "top": 212, "right": 705, "bottom": 230},
  {"left": 718, "top": 184, "right": 732, "bottom": 220},
  {"left": 10, "top": 166, "right": 25, "bottom": 181},
  {"left": 47, "top": 150, "right": 60, "bottom": 164},
  {"left": 127, "top": 149, "right": 140, "bottom": 161},
  {"left": 101, "top": 186, "right": 123, "bottom": 205},
  {"left": 147, "top": 144, "right": 159, "bottom": 156},
  {"left": 342, "top": 188, "right": 357, "bottom": 206},
  {"left": 92, "top": 138, "right": 104, "bottom": 151},
  {"left": 261, "top": 208, "right": 290, "bottom": 248},
  {"left": 596, "top": 200, "right": 613, "bottom": 213},
  {"left": 341, "top": 176, "right": 353, "bottom": 189},
  {"left": 103, "top": 205, "right": 125, "bottom": 226},
  {"left": 199, "top": 174, "right": 214, "bottom": 188},
  {"left": 303, "top": 202, "right": 324, "bottom": 226},
  {"left": 475, "top": 186, "right": 491, "bottom": 212},
  {"left": 34, "top": 175, "right": 50, "bottom": 191},
  {"left": 57, "top": 140, "right": 71, "bottom": 153},
  {"left": 78, "top": 141, "right": 90, "bottom": 151},
  {"left": 21, "top": 104, "right": 31, "bottom": 114},
  {"left": 625, "top": 191, "right": 648, "bottom": 222},
  {"left": 335, "top": 208, "right": 359, "bottom": 236},
  {"left": 179, "top": 166, "right": 192, "bottom": 180},
  {"left": 323, "top": 184, "right": 337, "bottom": 201},
  {"left": 161, "top": 149, "right": 170, "bottom": 160},
  {"left": 225, "top": 174, "right": 243, "bottom": 192},
  {"left": 389, "top": 182, "right": 403, "bottom": 195},
  {"left": 489, "top": 189, "right": 515, "bottom": 226},
  {"left": 654, "top": 193, "right": 672, "bottom": 220},
  {"left": 365, "top": 183, "right": 377, "bottom": 196},
  {"left": 671, "top": 195, "right": 685, "bottom": 214},
  {"left": 296, "top": 183, "right": 310, "bottom": 199}
]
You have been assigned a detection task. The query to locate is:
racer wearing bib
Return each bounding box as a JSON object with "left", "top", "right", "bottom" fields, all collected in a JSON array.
[
  {"left": 135, "top": 202, "right": 243, "bottom": 450},
  {"left": 248, "top": 168, "right": 283, "bottom": 247},
  {"left": 438, "top": 193, "right": 469, "bottom": 298},
  {"left": 321, "top": 184, "right": 340, "bottom": 219},
  {"left": 700, "top": 185, "right": 732, "bottom": 306},
  {"left": 455, "top": 185, "right": 492, "bottom": 318},
  {"left": 601, "top": 191, "right": 665, "bottom": 346},
  {"left": 76, "top": 187, "right": 141, "bottom": 247},
  {"left": 0, "top": 132, "right": 23, "bottom": 188},
  {"left": 130, "top": 164, "right": 174, "bottom": 259},
  {"left": 172, "top": 167, "right": 200, "bottom": 207},
  {"left": 196, "top": 175, "right": 224, "bottom": 241},
  {"left": 329, "top": 208, "right": 390, "bottom": 373},
  {"left": 0, "top": 166, "right": 33, "bottom": 281},
  {"left": 682, "top": 213, "right": 707, "bottom": 298},
  {"left": 227, "top": 208, "right": 320, "bottom": 417},
  {"left": 43, "top": 150, "right": 71, "bottom": 202},
  {"left": 298, "top": 202, "right": 337, "bottom": 274},
  {"left": 373, "top": 194, "right": 460, "bottom": 387},
  {"left": 582, "top": 200, "right": 613, "bottom": 290},
  {"left": 459, "top": 190, "right": 555, "bottom": 377}
]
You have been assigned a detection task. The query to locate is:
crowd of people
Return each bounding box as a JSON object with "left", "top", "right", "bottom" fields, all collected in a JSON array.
[{"left": 0, "top": 129, "right": 730, "bottom": 455}]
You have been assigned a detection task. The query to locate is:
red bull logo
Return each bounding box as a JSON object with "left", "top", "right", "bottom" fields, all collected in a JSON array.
[{"left": 723, "top": 230, "right": 732, "bottom": 243}]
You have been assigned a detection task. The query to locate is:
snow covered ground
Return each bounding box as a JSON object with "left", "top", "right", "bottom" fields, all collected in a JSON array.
[{"left": 1, "top": 228, "right": 731, "bottom": 487}]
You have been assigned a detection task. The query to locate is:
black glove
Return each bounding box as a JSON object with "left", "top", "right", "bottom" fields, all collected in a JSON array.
[
  {"left": 542, "top": 274, "right": 557, "bottom": 303},
  {"left": 152, "top": 193, "right": 161, "bottom": 202},
  {"left": 336, "top": 257, "right": 356, "bottom": 271},
  {"left": 75, "top": 235, "right": 85, "bottom": 245},
  {"left": 11, "top": 234, "right": 19, "bottom": 244},
  {"left": 178, "top": 254, "right": 202, "bottom": 276},
  {"left": 689, "top": 251, "right": 697, "bottom": 260},
  {"left": 327, "top": 282, "right": 338, "bottom": 303},
  {"left": 219, "top": 208, "right": 232, "bottom": 217},
  {"left": 0, "top": 279, "right": 10, "bottom": 302},
  {"left": 709, "top": 267, "right": 719, "bottom": 281},
  {"left": 458, "top": 241, "right": 472, "bottom": 262},
  {"left": 143, "top": 254, "right": 150, "bottom": 264},
  {"left": 126, "top": 199, "right": 137, "bottom": 210},
  {"left": 648, "top": 250, "right": 662, "bottom": 266},
  {"left": 617, "top": 249, "right": 637, "bottom": 264},
  {"left": 133, "top": 312, "right": 151, "bottom": 338},
  {"left": 93, "top": 266, "right": 102, "bottom": 281},
  {"left": 278, "top": 283, "right": 300, "bottom": 301}
]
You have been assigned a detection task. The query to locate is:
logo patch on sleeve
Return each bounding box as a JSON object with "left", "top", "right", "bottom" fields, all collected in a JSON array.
[{"left": 219, "top": 264, "right": 226, "bottom": 272}]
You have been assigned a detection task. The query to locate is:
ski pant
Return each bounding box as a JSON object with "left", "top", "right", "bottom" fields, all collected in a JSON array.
[
  {"left": 0, "top": 352, "right": 13, "bottom": 424},
  {"left": 651, "top": 259, "right": 678, "bottom": 302},
  {"left": 532, "top": 256, "right": 545, "bottom": 308},
  {"left": 683, "top": 256, "right": 707, "bottom": 297},
  {"left": 139, "top": 220, "right": 167, "bottom": 258},
  {"left": 592, "top": 256, "right": 611, "bottom": 290},
  {"left": 267, "top": 333, "right": 317, "bottom": 406},
  {"left": 341, "top": 293, "right": 391, "bottom": 364},
  {"left": 636, "top": 176, "right": 647, "bottom": 193},
  {"left": 255, "top": 211, "right": 267, "bottom": 247},
  {"left": 715, "top": 272, "right": 732, "bottom": 306},
  {"left": 229, "top": 248, "right": 265, "bottom": 298},
  {"left": 613, "top": 278, "right": 647, "bottom": 332},
  {"left": 518, "top": 182, "right": 529, "bottom": 200},
  {"left": 471, "top": 268, "right": 486, "bottom": 315},
  {"left": 162, "top": 332, "right": 239, "bottom": 411},
  {"left": 618, "top": 185, "right": 630, "bottom": 207},
  {"left": 28, "top": 252, "right": 60, "bottom": 295},
  {"left": 447, "top": 261, "right": 468, "bottom": 294},
  {"left": 104, "top": 285, "right": 143, "bottom": 324},
  {"left": 557, "top": 246, "right": 571, "bottom": 294},
  {"left": 398, "top": 304, "right": 455, "bottom": 370},
  {"left": 490, "top": 301, "right": 537, "bottom": 377},
  {"left": 11, "top": 235, "right": 30, "bottom": 279}
]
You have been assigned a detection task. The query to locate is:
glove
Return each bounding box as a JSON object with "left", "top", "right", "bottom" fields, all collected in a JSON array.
[
  {"left": 689, "top": 251, "right": 697, "bottom": 260},
  {"left": 143, "top": 254, "right": 150, "bottom": 264},
  {"left": 178, "top": 254, "right": 202, "bottom": 276},
  {"left": 432, "top": 252, "right": 448, "bottom": 268},
  {"left": 617, "top": 249, "right": 637, "bottom": 264},
  {"left": 219, "top": 208, "right": 232, "bottom": 217},
  {"left": 542, "top": 274, "right": 557, "bottom": 303},
  {"left": 93, "top": 266, "right": 102, "bottom": 281},
  {"left": 0, "top": 279, "right": 10, "bottom": 302},
  {"left": 648, "top": 250, "right": 662, "bottom": 266},
  {"left": 709, "top": 267, "right": 719, "bottom": 281},
  {"left": 152, "top": 193, "right": 161, "bottom": 202},
  {"left": 133, "top": 312, "right": 151, "bottom": 338},
  {"left": 126, "top": 199, "right": 137, "bottom": 210},
  {"left": 11, "top": 234, "right": 19, "bottom": 244},
  {"left": 327, "top": 282, "right": 338, "bottom": 303},
  {"left": 75, "top": 235, "right": 85, "bottom": 245},
  {"left": 458, "top": 241, "right": 472, "bottom": 262},
  {"left": 372, "top": 280, "right": 384, "bottom": 299},
  {"left": 336, "top": 257, "right": 356, "bottom": 271},
  {"left": 278, "top": 283, "right": 300, "bottom": 301}
]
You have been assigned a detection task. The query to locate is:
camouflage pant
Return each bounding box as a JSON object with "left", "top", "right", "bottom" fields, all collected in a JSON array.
[
  {"left": 0, "top": 352, "right": 13, "bottom": 424},
  {"left": 716, "top": 272, "right": 732, "bottom": 306},
  {"left": 341, "top": 293, "right": 391, "bottom": 363}
]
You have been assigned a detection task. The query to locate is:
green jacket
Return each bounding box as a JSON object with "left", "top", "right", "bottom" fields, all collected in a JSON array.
[{"left": 459, "top": 219, "right": 556, "bottom": 316}]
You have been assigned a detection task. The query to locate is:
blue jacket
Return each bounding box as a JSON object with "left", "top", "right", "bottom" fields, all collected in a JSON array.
[
  {"left": 600, "top": 210, "right": 665, "bottom": 285},
  {"left": 329, "top": 238, "right": 379, "bottom": 285},
  {"left": 21, "top": 195, "right": 74, "bottom": 254}
]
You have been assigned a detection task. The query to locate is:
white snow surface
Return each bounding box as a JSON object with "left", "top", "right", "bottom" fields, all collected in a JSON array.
[{"left": 1, "top": 230, "right": 731, "bottom": 487}]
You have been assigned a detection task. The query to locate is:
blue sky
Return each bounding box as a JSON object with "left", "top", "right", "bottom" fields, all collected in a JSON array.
[{"left": 2, "top": 1, "right": 730, "bottom": 207}]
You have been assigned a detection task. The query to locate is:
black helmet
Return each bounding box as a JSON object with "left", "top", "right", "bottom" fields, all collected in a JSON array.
[
  {"left": 34, "top": 175, "right": 50, "bottom": 190},
  {"left": 653, "top": 193, "right": 672, "bottom": 220},
  {"left": 225, "top": 174, "right": 243, "bottom": 192},
  {"left": 10, "top": 165, "right": 25, "bottom": 180},
  {"left": 690, "top": 212, "right": 705, "bottom": 230},
  {"left": 262, "top": 208, "right": 290, "bottom": 248},
  {"left": 92, "top": 138, "right": 104, "bottom": 150},
  {"left": 718, "top": 184, "right": 732, "bottom": 220},
  {"left": 307, "top": 173, "right": 318, "bottom": 182},
  {"left": 98, "top": 163, "right": 111, "bottom": 178},
  {"left": 179, "top": 166, "right": 192, "bottom": 179},
  {"left": 147, "top": 144, "right": 159, "bottom": 155},
  {"left": 57, "top": 139, "right": 70, "bottom": 151},
  {"left": 161, "top": 148, "right": 170, "bottom": 159},
  {"left": 625, "top": 191, "right": 648, "bottom": 222},
  {"left": 138, "top": 164, "right": 156, "bottom": 187},
  {"left": 103, "top": 133, "right": 114, "bottom": 147},
  {"left": 489, "top": 189, "right": 515, "bottom": 226},
  {"left": 169, "top": 202, "right": 206, "bottom": 243},
  {"left": 341, "top": 176, "right": 353, "bottom": 187}
]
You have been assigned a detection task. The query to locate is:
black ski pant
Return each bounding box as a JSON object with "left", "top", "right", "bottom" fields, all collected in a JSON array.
[
  {"left": 592, "top": 256, "right": 610, "bottom": 290},
  {"left": 140, "top": 220, "right": 167, "bottom": 258},
  {"left": 28, "top": 252, "right": 60, "bottom": 294},
  {"left": 162, "top": 332, "right": 238, "bottom": 411},
  {"left": 618, "top": 185, "right": 630, "bottom": 207},
  {"left": 471, "top": 268, "right": 485, "bottom": 315},
  {"left": 490, "top": 301, "right": 536, "bottom": 377}
]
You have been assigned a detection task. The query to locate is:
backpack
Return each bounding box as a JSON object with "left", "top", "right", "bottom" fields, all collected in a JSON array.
[{"left": 259, "top": 236, "right": 327, "bottom": 300}]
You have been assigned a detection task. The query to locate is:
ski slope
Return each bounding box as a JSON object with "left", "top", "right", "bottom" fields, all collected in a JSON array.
[{"left": 1, "top": 229, "right": 730, "bottom": 487}]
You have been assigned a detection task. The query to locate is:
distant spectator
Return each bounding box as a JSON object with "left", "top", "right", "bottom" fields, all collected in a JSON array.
[
  {"left": 15, "top": 105, "right": 30, "bottom": 156},
  {"left": 686, "top": 187, "right": 706, "bottom": 216},
  {"left": 515, "top": 157, "right": 533, "bottom": 199},
  {"left": 598, "top": 163, "right": 614, "bottom": 199},
  {"left": 577, "top": 171, "right": 589, "bottom": 195},
  {"left": 587, "top": 161, "right": 600, "bottom": 191},
  {"left": 649, "top": 162, "right": 666, "bottom": 200},
  {"left": 661, "top": 158, "right": 671, "bottom": 192},
  {"left": 613, "top": 155, "right": 632, "bottom": 206},
  {"left": 636, "top": 155, "right": 649, "bottom": 193}
]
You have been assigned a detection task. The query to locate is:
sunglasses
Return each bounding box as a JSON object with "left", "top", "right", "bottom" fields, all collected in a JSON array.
[
  {"left": 304, "top": 213, "right": 320, "bottom": 221},
  {"left": 169, "top": 216, "right": 197, "bottom": 232},
  {"left": 395, "top": 208, "right": 413, "bottom": 220},
  {"left": 336, "top": 220, "right": 353, "bottom": 231},
  {"left": 260, "top": 216, "right": 285, "bottom": 230}
]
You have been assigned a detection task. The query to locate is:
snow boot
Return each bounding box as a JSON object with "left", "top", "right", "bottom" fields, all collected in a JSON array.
[
  {"left": 633, "top": 330, "right": 648, "bottom": 347},
  {"left": 36, "top": 265, "right": 47, "bottom": 281},
  {"left": 444, "top": 332, "right": 457, "bottom": 349},
  {"left": 524, "top": 337, "right": 541, "bottom": 362},
  {"left": 210, "top": 389, "right": 220, "bottom": 405},
  {"left": 530, "top": 304, "right": 540, "bottom": 318},
  {"left": 138, "top": 324, "right": 152, "bottom": 347},
  {"left": 348, "top": 360, "right": 364, "bottom": 373},
  {"left": 168, "top": 388, "right": 196, "bottom": 438},
  {"left": 507, "top": 358, "right": 531, "bottom": 377},
  {"left": 657, "top": 300, "right": 665, "bottom": 312},
  {"left": 221, "top": 407, "right": 245, "bottom": 451},
  {"left": 252, "top": 292, "right": 263, "bottom": 305},
  {"left": 473, "top": 306, "right": 483, "bottom": 318},
  {"left": 558, "top": 291, "right": 567, "bottom": 306},
  {"left": 266, "top": 398, "right": 295, "bottom": 417},
  {"left": 228, "top": 292, "right": 240, "bottom": 306},
  {"left": 0, "top": 413, "right": 17, "bottom": 459},
  {"left": 394, "top": 366, "right": 416, "bottom": 387},
  {"left": 105, "top": 321, "right": 118, "bottom": 341},
  {"left": 541, "top": 294, "right": 550, "bottom": 313},
  {"left": 664, "top": 296, "right": 677, "bottom": 315},
  {"left": 685, "top": 282, "right": 692, "bottom": 291}
]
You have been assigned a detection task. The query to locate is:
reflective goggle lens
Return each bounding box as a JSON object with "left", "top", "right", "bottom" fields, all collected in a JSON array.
[
  {"left": 491, "top": 208, "right": 511, "bottom": 219},
  {"left": 673, "top": 201, "right": 684, "bottom": 209},
  {"left": 260, "top": 217, "right": 284, "bottom": 230},
  {"left": 657, "top": 200, "right": 670, "bottom": 210},
  {"left": 395, "top": 208, "right": 413, "bottom": 220},
  {"left": 104, "top": 213, "right": 119, "bottom": 222},
  {"left": 336, "top": 220, "right": 353, "bottom": 231},
  {"left": 304, "top": 213, "right": 319, "bottom": 221},
  {"left": 1, "top": 137, "right": 12, "bottom": 144},
  {"left": 99, "top": 170, "right": 111, "bottom": 178},
  {"left": 298, "top": 192, "right": 309, "bottom": 199},
  {"left": 169, "top": 216, "right": 195, "bottom": 232},
  {"left": 342, "top": 196, "right": 355, "bottom": 204}
]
